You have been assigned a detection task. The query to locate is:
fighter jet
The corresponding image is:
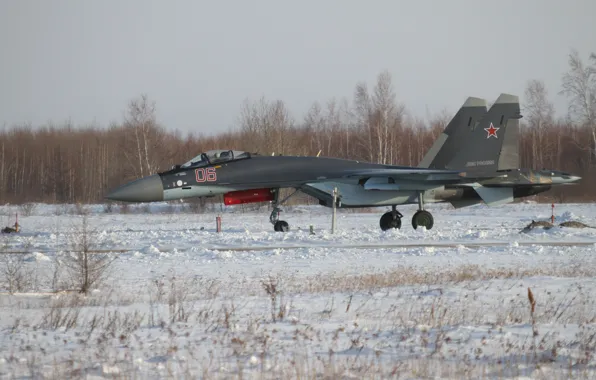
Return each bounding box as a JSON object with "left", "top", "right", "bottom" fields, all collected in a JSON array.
[{"left": 106, "top": 93, "right": 581, "bottom": 232}]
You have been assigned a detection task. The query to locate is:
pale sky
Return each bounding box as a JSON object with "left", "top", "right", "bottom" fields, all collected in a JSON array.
[{"left": 1, "top": 0, "right": 595, "bottom": 133}]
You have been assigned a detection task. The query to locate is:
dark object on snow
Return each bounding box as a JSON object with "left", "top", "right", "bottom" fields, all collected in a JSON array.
[
  {"left": 1, "top": 222, "right": 19, "bottom": 234},
  {"left": 559, "top": 221, "right": 593, "bottom": 229},
  {"left": 521, "top": 219, "right": 594, "bottom": 233},
  {"left": 521, "top": 220, "right": 554, "bottom": 233}
]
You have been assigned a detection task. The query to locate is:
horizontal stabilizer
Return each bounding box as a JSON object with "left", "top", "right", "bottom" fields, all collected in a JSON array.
[
  {"left": 473, "top": 185, "right": 513, "bottom": 206},
  {"left": 450, "top": 199, "right": 483, "bottom": 209}
]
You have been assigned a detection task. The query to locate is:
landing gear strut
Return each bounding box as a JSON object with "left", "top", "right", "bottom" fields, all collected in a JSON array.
[
  {"left": 412, "top": 191, "right": 434, "bottom": 230},
  {"left": 380, "top": 205, "right": 403, "bottom": 231},
  {"left": 270, "top": 189, "right": 299, "bottom": 232}
]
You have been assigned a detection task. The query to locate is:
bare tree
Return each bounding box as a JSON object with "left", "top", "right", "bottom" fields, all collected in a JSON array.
[
  {"left": 525, "top": 80, "right": 555, "bottom": 128},
  {"left": 238, "top": 97, "right": 293, "bottom": 155},
  {"left": 303, "top": 101, "right": 324, "bottom": 154},
  {"left": 0, "top": 238, "right": 32, "bottom": 294},
  {"left": 268, "top": 100, "right": 293, "bottom": 155},
  {"left": 353, "top": 81, "right": 374, "bottom": 162},
  {"left": 239, "top": 97, "right": 265, "bottom": 152},
  {"left": 560, "top": 50, "right": 596, "bottom": 162},
  {"left": 525, "top": 80, "right": 555, "bottom": 168},
  {"left": 353, "top": 70, "right": 404, "bottom": 164},
  {"left": 303, "top": 98, "right": 349, "bottom": 157},
  {"left": 372, "top": 70, "right": 397, "bottom": 164},
  {"left": 62, "top": 214, "right": 116, "bottom": 294},
  {"left": 1, "top": 61, "right": 596, "bottom": 204},
  {"left": 0, "top": 255, "right": 31, "bottom": 294},
  {"left": 122, "top": 94, "right": 163, "bottom": 178}
]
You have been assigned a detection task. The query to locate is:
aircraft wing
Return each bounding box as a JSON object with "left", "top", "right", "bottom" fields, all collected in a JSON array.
[{"left": 340, "top": 168, "right": 465, "bottom": 180}]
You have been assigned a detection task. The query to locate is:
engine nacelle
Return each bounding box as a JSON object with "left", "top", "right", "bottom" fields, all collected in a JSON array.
[{"left": 223, "top": 188, "right": 274, "bottom": 206}]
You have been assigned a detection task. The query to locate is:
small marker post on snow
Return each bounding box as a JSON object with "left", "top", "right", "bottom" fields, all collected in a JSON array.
[
  {"left": 331, "top": 187, "right": 338, "bottom": 234},
  {"left": 551, "top": 203, "right": 555, "bottom": 224}
]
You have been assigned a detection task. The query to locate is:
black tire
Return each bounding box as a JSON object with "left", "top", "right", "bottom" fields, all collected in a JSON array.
[
  {"left": 274, "top": 220, "right": 289, "bottom": 232},
  {"left": 380, "top": 211, "right": 402, "bottom": 231},
  {"left": 412, "top": 210, "right": 434, "bottom": 230}
]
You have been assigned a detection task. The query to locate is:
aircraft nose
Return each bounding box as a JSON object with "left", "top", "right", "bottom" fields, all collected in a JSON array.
[
  {"left": 554, "top": 175, "right": 582, "bottom": 184},
  {"left": 105, "top": 174, "right": 164, "bottom": 202},
  {"left": 568, "top": 175, "right": 582, "bottom": 182}
]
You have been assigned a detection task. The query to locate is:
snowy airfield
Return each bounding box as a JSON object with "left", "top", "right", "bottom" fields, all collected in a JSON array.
[{"left": 1, "top": 201, "right": 596, "bottom": 379}]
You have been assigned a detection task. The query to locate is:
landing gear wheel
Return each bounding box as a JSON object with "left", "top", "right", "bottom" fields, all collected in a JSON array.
[
  {"left": 274, "top": 220, "right": 289, "bottom": 232},
  {"left": 380, "top": 211, "right": 402, "bottom": 231},
  {"left": 269, "top": 189, "right": 299, "bottom": 232},
  {"left": 412, "top": 210, "right": 434, "bottom": 230}
]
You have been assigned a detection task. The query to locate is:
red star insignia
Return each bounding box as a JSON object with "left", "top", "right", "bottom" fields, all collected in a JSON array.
[{"left": 484, "top": 123, "right": 499, "bottom": 138}]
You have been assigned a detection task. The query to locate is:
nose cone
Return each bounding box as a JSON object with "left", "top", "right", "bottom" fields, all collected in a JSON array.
[
  {"left": 551, "top": 174, "right": 582, "bottom": 185},
  {"left": 106, "top": 174, "right": 164, "bottom": 202},
  {"left": 568, "top": 175, "right": 582, "bottom": 183}
]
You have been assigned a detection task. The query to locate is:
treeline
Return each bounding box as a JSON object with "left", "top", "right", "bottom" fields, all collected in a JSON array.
[{"left": 2, "top": 50, "right": 595, "bottom": 204}]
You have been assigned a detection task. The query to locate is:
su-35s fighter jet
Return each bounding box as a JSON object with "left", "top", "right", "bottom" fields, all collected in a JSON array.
[{"left": 106, "top": 94, "right": 581, "bottom": 232}]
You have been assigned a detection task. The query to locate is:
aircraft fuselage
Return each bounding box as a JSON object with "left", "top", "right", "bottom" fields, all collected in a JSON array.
[{"left": 106, "top": 154, "right": 576, "bottom": 207}]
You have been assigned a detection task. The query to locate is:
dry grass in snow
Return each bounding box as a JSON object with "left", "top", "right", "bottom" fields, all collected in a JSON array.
[{"left": 0, "top": 262, "right": 595, "bottom": 379}]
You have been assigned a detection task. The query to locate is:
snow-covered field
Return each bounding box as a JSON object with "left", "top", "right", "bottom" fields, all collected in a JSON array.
[{"left": 1, "top": 201, "right": 595, "bottom": 379}]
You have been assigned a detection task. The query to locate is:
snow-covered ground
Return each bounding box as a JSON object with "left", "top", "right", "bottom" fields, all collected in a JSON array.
[{"left": 0, "top": 202, "right": 595, "bottom": 379}]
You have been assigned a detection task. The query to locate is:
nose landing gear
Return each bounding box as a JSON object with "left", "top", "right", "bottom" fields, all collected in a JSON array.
[
  {"left": 269, "top": 188, "right": 299, "bottom": 232},
  {"left": 270, "top": 208, "right": 289, "bottom": 232}
]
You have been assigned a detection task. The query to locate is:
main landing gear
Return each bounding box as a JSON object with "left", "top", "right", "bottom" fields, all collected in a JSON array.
[
  {"left": 270, "top": 189, "right": 299, "bottom": 232},
  {"left": 411, "top": 191, "right": 434, "bottom": 230},
  {"left": 380, "top": 205, "right": 403, "bottom": 231},
  {"left": 379, "top": 192, "right": 434, "bottom": 231}
]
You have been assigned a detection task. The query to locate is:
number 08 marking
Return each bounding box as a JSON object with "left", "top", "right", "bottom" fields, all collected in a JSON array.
[{"left": 195, "top": 167, "right": 217, "bottom": 183}]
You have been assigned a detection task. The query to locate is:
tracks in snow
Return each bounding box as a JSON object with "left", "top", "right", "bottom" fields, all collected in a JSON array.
[{"left": 2, "top": 239, "right": 595, "bottom": 255}]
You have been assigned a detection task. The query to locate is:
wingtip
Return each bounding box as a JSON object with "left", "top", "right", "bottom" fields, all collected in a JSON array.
[
  {"left": 463, "top": 97, "right": 487, "bottom": 108},
  {"left": 495, "top": 93, "right": 519, "bottom": 104}
]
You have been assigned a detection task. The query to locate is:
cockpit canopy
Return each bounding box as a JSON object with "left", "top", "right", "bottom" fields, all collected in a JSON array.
[
  {"left": 180, "top": 150, "right": 251, "bottom": 168},
  {"left": 538, "top": 169, "right": 571, "bottom": 178}
]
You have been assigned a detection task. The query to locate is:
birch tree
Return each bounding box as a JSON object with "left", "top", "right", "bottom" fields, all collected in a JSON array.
[
  {"left": 372, "top": 70, "right": 397, "bottom": 164},
  {"left": 239, "top": 97, "right": 293, "bottom": 155},
  {"left": 560, "top": 50, "right": 596, "bottom": 164},
  {"left": 303, "top": 101, "right": 324, "bottom": 154},
  {"left": 353, "top": 81, "right": 374, "bottom": 162},
  {"left": 123, "top": 94, "right": 162, "bottom": 178},
  {"left": 524, "top": 79, "right": 555, "bottom": 168},
  {"left": 268, "top": 100, "right": 293, "bottom": 155},
  {"left": 353, "top": 70, "right": 403, "bottom": 164}
]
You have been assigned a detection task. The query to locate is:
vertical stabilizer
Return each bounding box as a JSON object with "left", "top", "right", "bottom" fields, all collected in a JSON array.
[
  {"left": 445, "top": 93, "right": 521, "bottom": 172},
  {"left": 419, "top": 97, "right": 488, "bottom": 169}
]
